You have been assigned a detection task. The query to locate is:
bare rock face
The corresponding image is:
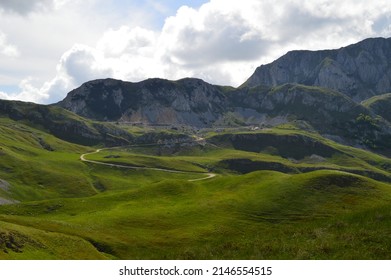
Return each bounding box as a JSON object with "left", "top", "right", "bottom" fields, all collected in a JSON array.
[
  {"left": 57, "top": 78, "right": 227, "bottom": 127},
  {"left": 244, "top": 37, "right": 391, "bottom": 101}
]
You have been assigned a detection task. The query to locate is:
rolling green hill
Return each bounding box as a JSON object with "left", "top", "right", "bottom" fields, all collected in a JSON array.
[
  {"left": 1, "top": 37, "right": 391, "bottom": 260},
  {"left": 1, "top": 168, "right": 391, "bottom": 259},
  {"left": 0, "top": 116, "right": 391, "bottom": 259}
]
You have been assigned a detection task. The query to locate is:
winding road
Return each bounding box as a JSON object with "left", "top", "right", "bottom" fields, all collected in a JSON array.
[{"left": 80, "top": 146, "right": 216, "bottom": 182}]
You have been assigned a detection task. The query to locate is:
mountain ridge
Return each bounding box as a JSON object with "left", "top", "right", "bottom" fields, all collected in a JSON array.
[
  {"left": 3, "top": 37, "right": 391, "bottom": 152},
  {"left": 57, "top": 77, "right": 227, "bottom": 127},
  {"left": 55, "top": 78, "right": 391, "bottom": 153},
  {"left": 243, "top": 37, "right": 391, "bottom": 101}
]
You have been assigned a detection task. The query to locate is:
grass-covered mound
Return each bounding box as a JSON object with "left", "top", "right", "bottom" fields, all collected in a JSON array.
[{"left": 1, "top": 169, "right": 391, "bottom": 259}]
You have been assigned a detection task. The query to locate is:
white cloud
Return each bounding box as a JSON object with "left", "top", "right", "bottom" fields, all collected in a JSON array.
[
  {"left": 0, "top": 31, "right": 19, "bottom": 57},
  {"left": 3, "top": 0, "right": 391, "bottom": 104},
  {"left": 159, "top": 5, "right": 267, "bottom": 66},
  {"left": 59, "top": 44, "right": 113, "bottom": 86},
  {"left": 0, "top": 77, "right": 48, "bottom": 102},
  {"left": 97, "top": 26, "right": 157, "bottom": 57}
]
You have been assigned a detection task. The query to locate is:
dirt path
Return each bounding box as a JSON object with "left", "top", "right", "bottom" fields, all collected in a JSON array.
[{"left": 80, "top": 147, "right": 217, "bottom": 181}]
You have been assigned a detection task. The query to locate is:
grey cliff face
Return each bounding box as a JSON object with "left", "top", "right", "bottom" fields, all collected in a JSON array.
[
  {"left": 226, "top": 84, "right": 366, "bottom": 128},
  {"left": 244, "top": 37, "right": 391, "bottom": 101},
  {"left": 57, "top": 78, "right": 227, "bottom": 127}
]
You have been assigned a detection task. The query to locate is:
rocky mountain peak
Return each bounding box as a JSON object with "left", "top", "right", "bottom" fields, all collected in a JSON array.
[
  {"left": 243, "top": 37, "right": 391, "bottom": 101},
  {"left": 54, "top": 37, "right": 391, "bottom": 152},
  {"left": 57, "top": 77, "right": 227, "bottom": 126}
]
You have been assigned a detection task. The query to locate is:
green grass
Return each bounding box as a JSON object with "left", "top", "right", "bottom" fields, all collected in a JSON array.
[
  {"left": 362, "top": 93, "right": 391, "bottom": 107},
  {"left": 1, "top": 117, "right": 391, "bottom": 259},
  {"left": 0, "top": 118, "right": 95, "bottom": 201},
  {"left": 86, "top": 148, "right": 207, "bottom": 173},
  {"left": 362, "top": 93, "right": 391, "bottom": 123},
  {"left": 0, "top": 220, "right": 108, "bottom": 259},
  {"left": 1, "top": 170, "right": 391, "bottom": 259}
]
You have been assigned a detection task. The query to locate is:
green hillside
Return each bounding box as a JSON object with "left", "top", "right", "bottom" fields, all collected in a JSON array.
[
  {"left": 1, "top": 169, "right": 391, "bottom": 259},
  {"left": 0, "top": 115, "right": 391, "bottom": 259},
  {"left": 2, "top": 37, "right": 391, "bottom": 260},
  {"left": 362, "top": 93, "right": 391, "bottom": 122},
  {"left": 0, "top": 117, "right": 95, "bottom": 202}
]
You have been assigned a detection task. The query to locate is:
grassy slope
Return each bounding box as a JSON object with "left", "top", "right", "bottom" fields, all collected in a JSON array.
[
  {"left": 362, "top": 92, "right": 391, "bottom": 107},
  {"left": 1, "top": 170, "right": 391, "bottom": 259},
  {"left": 87, "top": 127, "right": 391, "bottom": 182},
  {"left": 362, "top": 93, "right": 391, "bottom": 122},
  {"left": 0, "top": 118, "right": 391, "bottom": 259},
  {"left": 0, "top": 220, "right": 107, "bottom": 260},
  {"left": 0, "top": 118, "right": 98, "bottom": 201}
]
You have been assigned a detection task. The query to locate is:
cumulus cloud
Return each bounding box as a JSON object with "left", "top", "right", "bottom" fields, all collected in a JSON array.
[
  {"left": 97, "top": 26, "right": 157, "bottom": 57},
  {"left": 159, "top": 5, "right": 267, "bottom": 66},
  {"left": 4, "top": 0, "right": 391, "bottom": 104},
  {"left": 0, "top": 44, "right": 113, "bottom": 103},
  {"left": 0, "top": 77, "right": 48, "bottom": 102},
  {"left": 0, "top": 31, "right": 19, "bottom": 57},
  {"left": 59, "top": 44, "right": 113, "bottom": 86}
]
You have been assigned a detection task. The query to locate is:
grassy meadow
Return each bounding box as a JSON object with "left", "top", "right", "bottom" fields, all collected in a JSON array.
[{"left": 1, "top": 118, "right": 391, "bottom": 259}]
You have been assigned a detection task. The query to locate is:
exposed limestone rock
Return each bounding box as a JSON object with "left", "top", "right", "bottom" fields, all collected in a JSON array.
[
  {"left": 244, "top": 37, "right": 391, "bottom": 102},
  {"left": 58, "top": 78, "right": 227, "bottom": 127}
]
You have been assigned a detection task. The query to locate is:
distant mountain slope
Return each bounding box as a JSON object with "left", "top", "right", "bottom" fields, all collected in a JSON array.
[
  {"left": 55, "top": 78, "right": 391, "bottom": 152},
  {"left": 243, "top": 37, "right": 391, "bottom": 101},
  {"left": 228, "top": 84, "right": 365, "bottom": 122},
  {"left": 362, "top": 93, "right": 391, "bottom": 123},
  {"left": 57, "top": 78, "right": 367, "bottom": 133},
  {"left": 0, "top": 99, "right": 134, "bottom": 146},
  {"left": 57, "top": 78, "right": 227, "bottom": 127},
  {"left": 54, "top": 37, "right": 391, "bottom": 153},
  {"left": 227, "top": 84, "right": 391, "bottom": 152}
]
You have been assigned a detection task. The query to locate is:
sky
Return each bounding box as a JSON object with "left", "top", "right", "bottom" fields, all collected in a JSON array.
[{"left": 0, "top": 0, "right": 390, "bottom": 104}]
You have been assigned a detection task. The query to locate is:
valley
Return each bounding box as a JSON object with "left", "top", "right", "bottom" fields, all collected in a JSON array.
[
  {"left": 1, "top": 37, "right": 391, "bottom": 259},
  {"left": 1, "top": 119, "right": 391, "bottom": 259}
]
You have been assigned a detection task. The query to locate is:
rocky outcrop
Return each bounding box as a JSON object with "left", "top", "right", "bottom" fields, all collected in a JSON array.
[
  {"left": 225, "top": 84, "right": 389, "bottom": 144},
  {"left": 57, "top": 78, "right": 370, "bottom": 131},
  {"left": 227, "top": 84, "right": 365, "bottom": 119},
  {"left": 244, "top": 37, "right": 391, "bottom": 101},
  {"left": 57, "top": 78, "right": 227, "bottom": 127}
]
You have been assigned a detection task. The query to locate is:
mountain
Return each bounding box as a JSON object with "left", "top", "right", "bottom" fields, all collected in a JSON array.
[
  {"left": 56, "top": 77, "right": 391, "bottom": 153},
  {"left": 2, "top": 37, "right": 391, "bottom": 260},
  {"left": 57, "top": 78, "right": 227, "bottom": 127},
  {"left": 56, "top": 37, "right": 391, "bottom": 121},
  {"left": 362, "top": 93, "right": 391, "bottom": 122},
  {"left": 243, "top": 37, "right": 391, "bottom": 102},
  {"left": 0, "top": 99, "right": 134, "bottom": 146}
]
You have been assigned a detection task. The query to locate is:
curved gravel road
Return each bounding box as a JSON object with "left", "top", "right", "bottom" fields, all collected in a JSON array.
[{"left": 80, "top": 147, "right": 216, "bottom": 182}]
